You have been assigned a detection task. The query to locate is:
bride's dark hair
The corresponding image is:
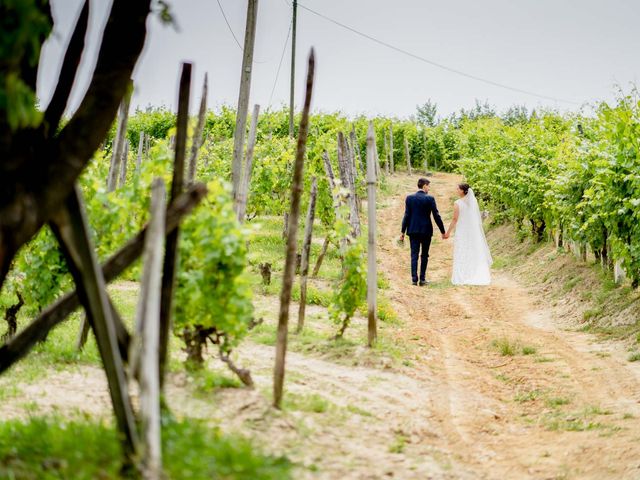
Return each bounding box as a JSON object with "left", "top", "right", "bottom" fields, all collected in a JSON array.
[{"left": 458, "top": 183, "right": 470, "bottom": 195}]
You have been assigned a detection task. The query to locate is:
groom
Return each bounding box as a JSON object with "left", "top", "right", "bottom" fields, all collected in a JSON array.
[{"left": 399, "top": 178, "right": 446, "bottom": 286}]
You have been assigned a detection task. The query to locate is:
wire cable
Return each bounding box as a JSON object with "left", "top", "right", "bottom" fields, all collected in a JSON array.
[
  {"left": 297, "top": 2, "right": 580, "bottom": 105},
  {"left": 268, "top": 19, "right": 293, "bottom": 107},
  {"left": 216, "top": 0, "right": 244, "bottom": 51},
  {"left": 216, "top": 0, "right": 269, "bottom": 64}
]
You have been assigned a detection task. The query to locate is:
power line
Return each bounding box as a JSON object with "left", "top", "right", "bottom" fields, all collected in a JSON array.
[
  {"left": 297, "top": 2, "right": 581, "bottom": 105},
  {"left": 269, "top": 19, "right": 293, "bottom": 107},
  {"left": 215, "top": 0, "right": 269, "bottom": 64},
  {"left": 216, "top": 0, "right": 243, "bottom": 51}
]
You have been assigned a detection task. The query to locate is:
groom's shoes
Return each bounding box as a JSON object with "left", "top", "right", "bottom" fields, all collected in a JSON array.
[
  {"left": 412, "top": 281, "right": 418, "bottom": 286},
  {"left": 419, "top": 281, "right": 429, "bottom": 286}
]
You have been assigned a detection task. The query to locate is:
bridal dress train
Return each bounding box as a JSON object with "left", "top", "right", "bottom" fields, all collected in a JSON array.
[{"left": 451, "top": 189, "right": 493, "bottom": 286}]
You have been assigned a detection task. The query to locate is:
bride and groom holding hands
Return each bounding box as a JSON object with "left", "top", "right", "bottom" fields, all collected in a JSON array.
[{"left": 399, "top": 178, "right": 493, "bottom": 286}]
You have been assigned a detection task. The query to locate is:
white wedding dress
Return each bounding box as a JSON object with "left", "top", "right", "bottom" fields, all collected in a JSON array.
[{"left": 451, "top": 189, "right": 493, "bottom": 285}]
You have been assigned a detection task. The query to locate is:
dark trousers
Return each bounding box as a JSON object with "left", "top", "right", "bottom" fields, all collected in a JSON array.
[{"left": 409, "top": 234, "right": 432, "bottom": 283}]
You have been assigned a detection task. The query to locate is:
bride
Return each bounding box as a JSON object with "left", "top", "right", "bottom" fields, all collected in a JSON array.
[{"left": 443, "top": 183, "right": 493, "bottom": 285}]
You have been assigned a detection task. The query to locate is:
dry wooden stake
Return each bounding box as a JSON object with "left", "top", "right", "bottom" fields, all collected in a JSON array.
[
  {"left": 159, "top": 62, "right": 191, "bottom": 388},
  {"left": 144, "top": 132, "right": 151, "bottom": 158},
  {"left": 404, "top": 136, "right": 412, "bottom": 175},
  {"left": 422, "top": 130, "right": 428, "bottom": 173},
  {"left": 338, "top": 133, "right": 360, "bottom": 237},
  {"left": 237, "top": 103, "right": 260, "bottom": 222},
  {"left": 274, "top": 49, "right": 315, "bottom": 409},
  {"left": 136, "top": 131, "right": 145, "bottom": 175},
  {"left": 384, "top": 133, "right": 390, "bottom": 174},
  {"left": 366, "top": 122, "right": 378, "bottom": 347},
  {"left": 118, "top": 140, "right": 129, "bottom": 188},
  {"left": 135, "top": 178, "right": 166, "bottom": 479},
  {"left": 297, "top": 177, "right": 317, "bottom": 333},
  {"left": 49, "top": 185, "right": 139, "bottom": 464},
  {"left": 389, "top": 123, "right": 394, "bottom": 174},
  {"left": 232, "top": 0, "right": 259, "bottom": 212},
  {"left": 187, "top": 73, "right": 208, "bottom": 186},
  {"left": 312, "top": 150, "right": 338, "bottom": 277},
  {"left": 107, "top": 96, "right": 131, "bottom": 191},
  {"left": 350, "top": 127, "right": 363, "bottom": 175}
]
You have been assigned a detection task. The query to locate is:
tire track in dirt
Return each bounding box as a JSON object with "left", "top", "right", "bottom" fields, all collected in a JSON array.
[{"left": 378, "top": 172, "right": 640, "bottom": 479}]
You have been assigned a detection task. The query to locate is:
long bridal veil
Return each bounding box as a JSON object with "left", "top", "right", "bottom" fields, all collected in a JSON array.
[{"left": 460, "top": 188, "right": 493, "bottom": 266}]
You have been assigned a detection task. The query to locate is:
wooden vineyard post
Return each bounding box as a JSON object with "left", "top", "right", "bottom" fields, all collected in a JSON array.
[
  {"left": 422, "top": 130, "right": 428, "bottom": 174},
  {"left": 384, "top": 134, "right": 390, "bottom": 175},
  {"left": 366, "top": 121, "right": 377, "bottom": 347},
  {"left": 322, "top": 150, "right": 338, "bottom": 194},
  {"left": 145, "top": 132, "right": 151, "bottom": 158},
  {"left": 347, "top": 132, "right": 362, "bottom": 213},
  {"left": 312, "top": 151, "right": 337, "bottom": 277},
  {"left": 135, "top": 179, "right": 166, "bottom": 479},
  {"left": 49, "top": 185, "right": 139, "bottom": 465},
  {"left": 351, "top": 127, "right": 363, "bottom": 175},
  {"left": 389, "top": 123, "right": 394, "bottom": 174},
  {"left": 159, "top": 62, "right": 191, "bottom": 388},
  {"left": 237, "top": 104, "right": 260, "bottom": 223},
  {"left": 187, "top": 73, "right": 208, "bottom": 186},
  {"left": 118, "top": 140, "right": 129, "bottom": 188},
  {"left": 232, "top": 0, "right": 259, "bottom": 213},
  {"left": 338, "top": 133, "right": 361, "bottom": 237},
  {"left": 404, "top": 136, "right": 412, "bottom": 175},
  {"left": 297, "top": 177, "right": 317, "bottom": 333},
  {"left": 136, "top": 131, "right": 145, "bottom": 175},
  {"left": 107, "top": 95, "right": 131, "bottom": 191},
  {"left": 274, "top": 49, "right": 315, "bottom": 409},
  {"left": 614, "top": 259, "right": 626, "bottom": 285}
]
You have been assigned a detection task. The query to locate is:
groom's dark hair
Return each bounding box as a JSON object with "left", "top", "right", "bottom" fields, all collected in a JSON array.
[{"left": 417, "top": 178, "right": 430, "bottom": 189}]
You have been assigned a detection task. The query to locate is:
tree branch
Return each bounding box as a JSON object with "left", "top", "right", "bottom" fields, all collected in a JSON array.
[
  {"left": 44, "top": 0, "right": 89, "bottom": 136},
  {"left": 0, "top": 0, "right": 152, "bottom": 291}
]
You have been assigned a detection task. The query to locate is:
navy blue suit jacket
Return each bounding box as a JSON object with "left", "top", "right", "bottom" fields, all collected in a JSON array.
[{"left": 401, "top": 190, "right": 446, "bottom": 236}]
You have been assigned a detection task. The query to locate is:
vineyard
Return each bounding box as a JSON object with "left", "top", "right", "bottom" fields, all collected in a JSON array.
[{"left": 3, "top": 1, "right": 640, "bottom": 479}]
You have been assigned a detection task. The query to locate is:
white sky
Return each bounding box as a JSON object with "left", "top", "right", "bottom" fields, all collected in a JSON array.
[{"left": 37, "top": 0, "right": 640, "bottom": 119}]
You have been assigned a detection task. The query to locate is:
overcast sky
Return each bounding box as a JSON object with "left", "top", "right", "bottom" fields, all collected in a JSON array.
[{"left": 37, "top": 0, "right": 640, "bottom": 119}]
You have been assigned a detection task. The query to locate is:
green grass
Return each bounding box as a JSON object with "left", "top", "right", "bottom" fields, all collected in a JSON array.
[
  {"left": 628, "top": 352, "right": 640, "bottom": 362},
  {"left": 491, "top": 338, "right": 538, "bottom": 357},
  {"left": 284, "top": 393, "right": 332, "bottom": 413},
  {"left": 261, "top": 278, "right": 333, "bottom": 308},
  {"left": 492, "top": 337, "right": 519, "bottom": 356},
  {"left": 546, "top": 397, "right": 571, "bottom": 408},
  {"left": 346, "top": 405, "right": 374, "bottom": 417},
  {"left": 514, "top": 389, "right": 543, "bottom": 403},
  {"left": 388, "top": 433, "right": 408, "bottom": 454},
  {"left": 583, "top": 307, "right": 603, "bottom": 321},
  {"left": 366, "top": 295, "right": 400, "bottom": 325},
  {"left": 542, "top": 405, "right": 617, "bottom": 433},
  {"left": 191, "top": 369, "right": 243, "bottom": 393},
  {"left": 562, "top": 276, "right": 582, "bottom": 293},
  {"left": 0, "top": 416, "right": 292, "bottom": 479},
  {"left": 491, "top": 256, "right": 516, "bottom": 270},
  {"left": 0, "top": 384, "right": 21, "bottom": 402}
]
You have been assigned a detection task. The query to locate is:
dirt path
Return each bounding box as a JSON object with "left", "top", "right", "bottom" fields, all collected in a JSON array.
[{"left": 379, "top": 172, "right": 640, "bottom": 479}]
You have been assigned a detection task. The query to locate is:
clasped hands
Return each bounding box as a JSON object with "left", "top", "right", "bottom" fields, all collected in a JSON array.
[{"left": 398, "top": 232, "right": 451, "bottom": 242}]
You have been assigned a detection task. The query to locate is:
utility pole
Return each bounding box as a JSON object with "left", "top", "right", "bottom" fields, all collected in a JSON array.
[
  {"left": 288, "top": 0, "right": 297, "bottom": 137},
  {"left": 232, "top": 0, "right": 259, "bottom": 212}
]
